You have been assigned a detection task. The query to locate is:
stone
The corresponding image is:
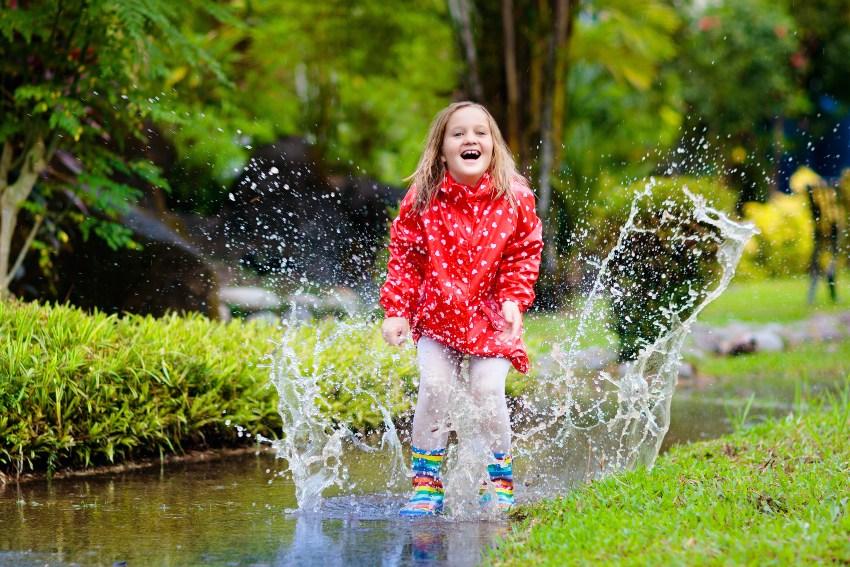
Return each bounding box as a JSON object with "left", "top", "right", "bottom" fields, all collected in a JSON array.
[
  {"left": 219, "top": 286, "right": 282, "bottom": 311},
  {"left": 750, "top": 330, "right": 784, "bottom": 352},
  {"left": 804, "top": 314, "right": 845, "bottom": 342},
  {"left": 573, "top": 346, "right": 618, "bottom": 372},
  {"left": 677, "top": 361, "right": 697, "bottom": 381},
  {"left": 246, "top": 310, "right": 280, "bottom": 324}
]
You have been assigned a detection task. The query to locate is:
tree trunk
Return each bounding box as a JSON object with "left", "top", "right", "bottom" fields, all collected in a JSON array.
[
  {"left": 448, "top": 0, "right": 484, "bottom": 102},
  {"left": 536, "top": 0, "right": 574, "bottom": 275},
  {"left": 0, "top": 138, "right": 47, "bottom": 299},
  {"left": 502, "top": 0, "right": 521, "bottom": 155}
]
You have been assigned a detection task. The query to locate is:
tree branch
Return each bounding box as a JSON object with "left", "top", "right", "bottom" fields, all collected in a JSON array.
[
  {"left": 0, "top": 142, "right": 11, "bottom": 192},
  {"left": 4, "top": 214, "right": 43, "bottom": 288}
]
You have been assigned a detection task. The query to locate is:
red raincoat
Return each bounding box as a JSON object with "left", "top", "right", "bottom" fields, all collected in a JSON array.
[{"left": 380, "top": 172, "right": 543, "bottom": 373}]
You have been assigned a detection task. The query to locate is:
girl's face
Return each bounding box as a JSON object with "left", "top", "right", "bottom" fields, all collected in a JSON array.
[{"left": 441, "top": 106, "right": 494, "bottom": 187}]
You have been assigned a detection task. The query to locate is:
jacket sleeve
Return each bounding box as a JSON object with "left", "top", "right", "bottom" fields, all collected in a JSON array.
[
  {"left": 379, "top": 189, "right": 427, "bottom": 319},
  {"left": 496, "top": 186, "right": 543, "bottom": 311}
]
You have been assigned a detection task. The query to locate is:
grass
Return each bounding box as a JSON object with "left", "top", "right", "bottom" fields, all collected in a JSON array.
[
  {"left": 491, "top": 389, "right": 850, "bottom": 565},
  {"left": 698, "top": 274, "right": 850, "bottom": 326},
  {"left": 0, "top": 300, "right": 283, "bottom": 476},
  {"left": 692, "top": 340, "right": 850, "bottom": 403}
]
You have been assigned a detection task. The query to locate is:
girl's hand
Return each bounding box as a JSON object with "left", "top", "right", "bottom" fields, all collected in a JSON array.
[
  {"left": 382, "top": 317, "right": 410, "bottom": 346},
  {"left": 500, "top": 300, "right": 522, "bottom": 341}
]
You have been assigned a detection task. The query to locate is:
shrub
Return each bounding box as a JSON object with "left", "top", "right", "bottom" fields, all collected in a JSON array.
[
  {"left": 738, "top": 193, "right": 814, "bottom": 279},
  {"left": 0, "top": 300, "right": 285, "bottom": 475},
  {"left": 0, "top": 300, "right": 549, "bottom": 475},
  {"left": 589, "top": 176, "right": 738, "bottom": 360}
]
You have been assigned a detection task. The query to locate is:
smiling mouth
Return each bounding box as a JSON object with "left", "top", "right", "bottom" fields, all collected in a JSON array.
[{"left": 460, "top": 149, "right": 481, "bottom": 160}]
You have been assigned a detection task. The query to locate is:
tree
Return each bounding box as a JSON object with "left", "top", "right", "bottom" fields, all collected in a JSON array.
[
  {"left": 0, "top": 0, "right": 226, "bottom": 299},
  {"left": 446, "top": 0, "right": 680, "bottom": 300},
  {"left": 159, "top": 0, "right": 460, "bottom": 210},
  {"left": 674, "top": 0, "right": 805, "bottom": 203}
]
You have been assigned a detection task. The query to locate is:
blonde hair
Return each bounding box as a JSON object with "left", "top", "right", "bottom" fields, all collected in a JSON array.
[{"left": 407, "top": 101, "right": 524, "bottom": 212}]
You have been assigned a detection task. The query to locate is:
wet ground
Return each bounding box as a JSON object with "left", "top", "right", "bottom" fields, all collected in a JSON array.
[{"left": 0, "top": 393, "right": 781, "bottom": 567}]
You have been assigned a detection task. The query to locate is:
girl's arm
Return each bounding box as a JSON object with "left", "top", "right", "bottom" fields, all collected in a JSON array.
[
  {"left": 496, "top": 187, "right": 543, "bottom": 312},
  {"left": 380, "top": 190, "right": 427, "bottom": 320}
]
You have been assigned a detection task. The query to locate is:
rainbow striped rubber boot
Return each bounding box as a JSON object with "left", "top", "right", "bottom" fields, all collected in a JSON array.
[
  {"left": 480, "top": 452, "right": 514, "bottom": 512},
  {"left": 399, "top": 447, "right": 445, "bottom": 517}
]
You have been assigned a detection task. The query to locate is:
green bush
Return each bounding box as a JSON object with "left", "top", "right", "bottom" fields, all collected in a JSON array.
[
  {"left": 738, "top": 193, "right": 815, "bottom": 279},
  {"left": 272, "top": 317, "right": 418, "bottom": 431},
  {"left": 0, "top": 300, "right": 285, "bottom": 475},
  {"left": 0, "top": 300, "right": 552, "bottom": 475},
  {"left": 589, "top": 176, "right": 738, "bottom": 359}
]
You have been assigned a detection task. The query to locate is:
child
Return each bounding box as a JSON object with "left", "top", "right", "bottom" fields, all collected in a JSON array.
[{"left": 379, "top": 101, "right": 543, "bottom": 516}]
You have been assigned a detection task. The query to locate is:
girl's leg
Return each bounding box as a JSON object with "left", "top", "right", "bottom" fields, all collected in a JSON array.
[
  {"left": 467, "top": 356, "right": 512, "bottom": 453},
  {"left": 400, "top": 336, "right": 462, "bottom": 517},
  {"left": 411, "top": 336, "right": 462, "bottom": 449},
  {"left": 468, "top": 355, "right": 514, "bottom": 511}
]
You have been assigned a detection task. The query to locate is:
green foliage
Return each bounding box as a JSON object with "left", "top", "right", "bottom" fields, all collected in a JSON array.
[
  {"left": 0, "top": 300, "right": 424, "bottom": 476},
  {"left": 0, "top": 0, "right": 229, "bottom": 288},
  {"left": 590, "top": 176, "right": 738, "bottom": 359},
  {"left": 738, "top": 193, "right": 815, "bottom": 279},
  {"left": 492, "top": 396, "right": 850, "bottom": 565},
  {"left": 275, "top": 318, "right": 418, "bottom": 431},
  {"left": 160, "top": 0, "right": 459, "bottom": 211},
  {"left": 0, "top": 299, "right": 281, "bottom": 475},
  {"left": 675, "top": 0, "right": 806, "bottom": 201}
]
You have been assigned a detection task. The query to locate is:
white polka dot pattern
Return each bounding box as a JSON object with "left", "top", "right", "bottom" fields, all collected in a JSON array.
[{"left": 379, "top": 172, "right": 543, "bottom": 373}]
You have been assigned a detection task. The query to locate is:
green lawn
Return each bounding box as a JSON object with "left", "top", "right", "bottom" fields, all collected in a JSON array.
[
  {"left": 685, "top": 275, "right": 850, "bottom": 404},
  {"left": 491, "top": 394, "right": 850, "bottom": 565},
  {"left": 698, "top": 274, "right": 850, "bottom": 326},
  {"left": 501, "top": 276, "right": 850, "bottom": 565}
]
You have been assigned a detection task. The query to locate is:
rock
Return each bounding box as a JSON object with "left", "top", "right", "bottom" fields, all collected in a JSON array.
[
  {"left": 750, "top": 330, "right": 784, "bottom": 352},
  {"left": 280, "top": 289, "right": 363, "bottom": 320},
  {"left": 573, "top": 346, "right": 618, "bottom": 372},
  {"left": 246, "top": 310, "right": 280, "bottom": 324},
  {"left": 677, "top": 361, "right": 697, "bottom": 381},
  {"left": 219, "top": 286, "right": 282, "bottom": 311},
  {"left": 778, "top": 322, "right": 809, "bottom": 347},
  {"left": 688, "top": 323, "right": 721, "bottom": 354},
  {"left": 718, "top": 333, "right": 757, "bottom": 356},
  {"left": 216, "top": 137, "right": 404, "bottom": 290},
  {"left": 804, "top": 314, "right": 845, "bottom": 342}
]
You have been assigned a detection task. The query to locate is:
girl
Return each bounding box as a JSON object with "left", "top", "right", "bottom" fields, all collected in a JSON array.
[{"left": 380, "top": 101, "right": 543, "bottom": 516}]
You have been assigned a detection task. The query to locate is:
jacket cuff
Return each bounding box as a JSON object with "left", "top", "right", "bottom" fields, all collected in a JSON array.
[
  {"left": 497, "top": 294, "right": 532, "bottom": 312},
  {"left": 383, "top": 307, "right": 410, "bottom": 319}
]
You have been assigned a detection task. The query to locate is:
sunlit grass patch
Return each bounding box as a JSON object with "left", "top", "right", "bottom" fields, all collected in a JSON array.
[
  {"left": 491, "top": 387, "right": 850, "bottom": 565},
  {"left": 699, "top": 274, "right": 850, "bottom": 325}
]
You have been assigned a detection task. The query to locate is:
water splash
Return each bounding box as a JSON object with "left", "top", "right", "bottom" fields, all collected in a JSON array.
[
  {"left": 267, "top": 181, "right": 757, "bottom": 514},
  {"left": 267, "top": 318, "right": 408, "bottom": 511},
  {"left": 514, "top": 184, "right": 757, "bottom": 496}
]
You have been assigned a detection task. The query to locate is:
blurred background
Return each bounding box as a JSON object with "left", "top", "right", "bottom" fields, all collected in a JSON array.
[{"left": 1, "top": 0, "right": 848, "bottom": 320}]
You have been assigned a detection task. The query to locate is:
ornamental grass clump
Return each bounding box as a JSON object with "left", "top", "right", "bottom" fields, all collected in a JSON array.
[{"left": 0, "top": 300, "right": 284, "bottom": 475}]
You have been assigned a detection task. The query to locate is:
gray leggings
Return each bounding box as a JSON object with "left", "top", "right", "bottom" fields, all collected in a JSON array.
[{"left": 411, "top": 336, "right": 512, "bottom": 453}]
